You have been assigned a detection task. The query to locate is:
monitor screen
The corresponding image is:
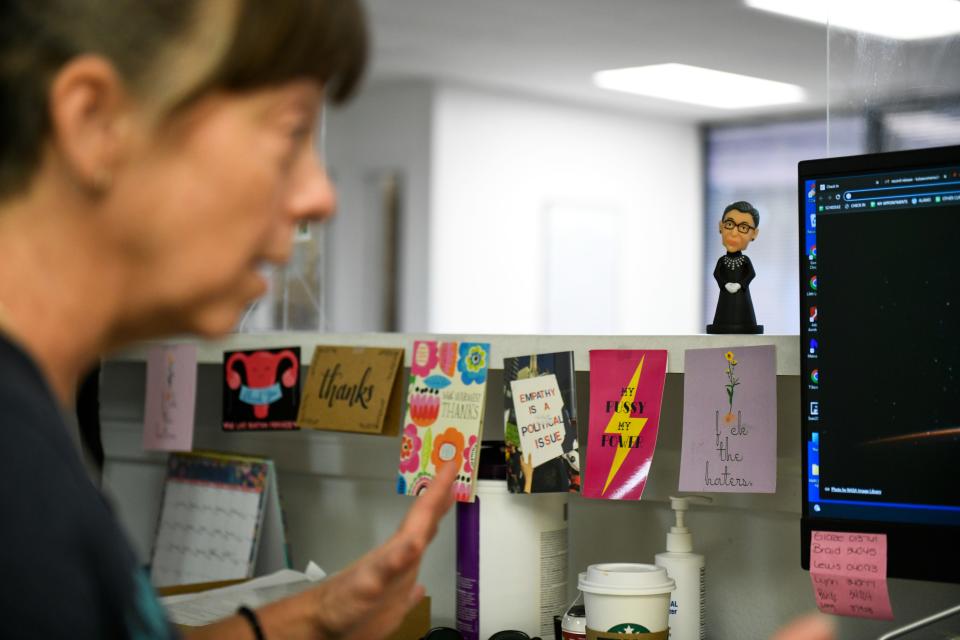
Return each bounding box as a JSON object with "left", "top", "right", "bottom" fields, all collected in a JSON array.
[{"left": 799, "top": 144, "right": 960, "bottom": 583}]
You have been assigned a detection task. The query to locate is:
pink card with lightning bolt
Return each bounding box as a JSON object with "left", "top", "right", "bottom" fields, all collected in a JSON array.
[{"left": 583, "top": 350, "right": 668, "bottom": 500}]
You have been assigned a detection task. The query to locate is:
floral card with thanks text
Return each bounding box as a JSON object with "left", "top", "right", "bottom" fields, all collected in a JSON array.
[
  {"left": 397, "top": 340, "right": 490, "bottom": 502},
  {"left": 582, "top": 349, "right": 668, "bottom": 500},
  {"left": 679, "top": 345, "right": 777, "bottom": 493}
]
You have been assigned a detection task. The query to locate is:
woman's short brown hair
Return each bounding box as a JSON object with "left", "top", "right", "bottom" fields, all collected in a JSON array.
[{"left": 0, "top": 0, "right": 368, "bottom": 199}]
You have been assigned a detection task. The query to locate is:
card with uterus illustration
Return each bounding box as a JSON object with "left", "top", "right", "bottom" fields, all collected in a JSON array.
[
  {"left": 222, "top": 347, "right": 301, "bottom": 430},
  {"left": 397, "top": 340, "right": 490, "bottom": 502},
  {"left": 582, "top": 349, "right": 668, "bottom": 500}
]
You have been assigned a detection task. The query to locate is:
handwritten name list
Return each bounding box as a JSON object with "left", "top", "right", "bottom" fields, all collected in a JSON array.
[{"left": 809, "top": 531, "right": 894, "bottom": 620}]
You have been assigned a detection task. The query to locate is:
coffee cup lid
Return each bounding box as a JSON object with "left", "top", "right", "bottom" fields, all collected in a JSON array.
[{"left": 577, "top": 563, "right": 675, "bottom": 596}]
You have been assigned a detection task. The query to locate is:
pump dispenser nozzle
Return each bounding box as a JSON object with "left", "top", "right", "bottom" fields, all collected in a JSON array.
[
  {"left": 657, "top": 496, "right": 712, "bottom": 640},
  {"left": 666, "top": 495, "right": 712, "bottom": 552}
]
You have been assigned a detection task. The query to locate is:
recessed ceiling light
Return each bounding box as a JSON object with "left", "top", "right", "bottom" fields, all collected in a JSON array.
[
  {"left": 746, "top": 0, "right": 960, "bottom": 41},
  {"left": 592, "top": 64, "right": 806, "bottom": 110}
]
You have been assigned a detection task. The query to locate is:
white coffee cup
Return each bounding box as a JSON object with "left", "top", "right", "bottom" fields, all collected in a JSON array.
[{"left": 578, "top": 563, "right": 675, "bottom": 636}]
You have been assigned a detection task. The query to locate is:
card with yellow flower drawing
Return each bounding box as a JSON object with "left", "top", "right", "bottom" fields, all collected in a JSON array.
[
  {"left": 397, "top": 340, "right": 490, "bottom": 502},
  {"left": 679, "top": 345, "right": 777, "bottom": 493}
]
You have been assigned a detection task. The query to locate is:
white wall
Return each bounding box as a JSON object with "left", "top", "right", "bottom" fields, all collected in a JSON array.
[
  {"left": 323, "top": 81, "right": 703, "bottom": 336},
  {"left": 429, "top": 85, "right": 703, "bottom": 334},
  {"left": 324, "top": 80, "right": 434, "bottom": 332}
]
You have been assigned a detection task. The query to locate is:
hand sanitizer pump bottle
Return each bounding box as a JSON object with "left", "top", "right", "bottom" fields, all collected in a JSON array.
[{"left": 654, "top": 495, "right": 712, "bottom": 640}]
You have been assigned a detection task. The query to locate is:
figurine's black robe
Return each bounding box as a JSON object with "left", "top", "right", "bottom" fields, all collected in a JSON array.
[{"left": 710, "top": 251, "right": 759, "bottom": 331}]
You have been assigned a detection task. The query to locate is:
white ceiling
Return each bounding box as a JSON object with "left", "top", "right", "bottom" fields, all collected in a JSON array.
[{"left": 362, "top": 0, "right": 960, "bottom": 122}]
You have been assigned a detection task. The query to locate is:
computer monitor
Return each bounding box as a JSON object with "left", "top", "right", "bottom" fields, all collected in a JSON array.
[{"left": 799, "top": 144, "right": 960, "bottom": 583}]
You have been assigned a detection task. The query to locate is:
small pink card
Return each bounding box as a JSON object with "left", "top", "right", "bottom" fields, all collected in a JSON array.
[
  {"left": 142, "top": 345, "right": 198, "bottom": 451},
  {"left": 582, "top": 350, "right": 668, "bottom": 500},
  {"left": 809, "top": 531, "right": 894, "bottom": 620}
]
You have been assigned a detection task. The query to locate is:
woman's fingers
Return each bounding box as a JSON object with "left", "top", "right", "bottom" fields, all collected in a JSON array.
[
  {"left": 308, "top": 462, "right": 459, "bottom": 640},
  {"left": 397, "top": 460, "right": 458, "bottom": 544},
  {"left": 357, "top": 460, "right": 459, "bottom": 587},
  {"left": 769, "top": 613, "right": 835, "bottom": 640}
]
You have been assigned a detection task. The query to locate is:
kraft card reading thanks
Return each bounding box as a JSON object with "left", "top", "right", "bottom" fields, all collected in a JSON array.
[
  {"left": 679, "top": 345, "right": 777, "bottom": 493},
  {"left": 296, "top": 346, "right": 404, "bottom": 436},
  {"left": 582, "top": 349, "right": 668, "bottom": 500}
]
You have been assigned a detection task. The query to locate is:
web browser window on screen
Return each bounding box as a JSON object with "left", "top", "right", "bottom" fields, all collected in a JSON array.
[{"left": 802, "top": 164, "right": 960, "bottom": 526}]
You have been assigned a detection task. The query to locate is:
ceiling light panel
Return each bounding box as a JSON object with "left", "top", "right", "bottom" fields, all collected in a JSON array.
[
  {"left": 593, "top": 64, "right": 806, "bottom": 110},
  {"left": 746, "top": 0, "right": 960, "bottom": 41}
]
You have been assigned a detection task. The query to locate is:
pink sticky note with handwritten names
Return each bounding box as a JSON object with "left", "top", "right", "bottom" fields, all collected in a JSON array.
[{"left": 809, "top": 531, "right": 894, "bottom": 620}]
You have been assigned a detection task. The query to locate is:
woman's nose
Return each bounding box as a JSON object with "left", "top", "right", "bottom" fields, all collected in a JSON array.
[{"left": 288, "top": 149, "right": 336, "bottom": 223}]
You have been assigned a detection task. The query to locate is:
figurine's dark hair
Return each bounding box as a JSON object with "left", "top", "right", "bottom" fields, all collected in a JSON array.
[
  {"left": 0, "top": 0, "right": 368, "bottom": 199},
  {"left": 722, "top": 201, "right": 759, "bottom": 227}
]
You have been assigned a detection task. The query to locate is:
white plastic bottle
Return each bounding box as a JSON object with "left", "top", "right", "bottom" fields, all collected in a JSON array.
[
  {"left": 654, "top": 495, "right": 711, "bottom": 640},
  {"left": 456, "top": 443, "right": 569, "bottom": 640}
]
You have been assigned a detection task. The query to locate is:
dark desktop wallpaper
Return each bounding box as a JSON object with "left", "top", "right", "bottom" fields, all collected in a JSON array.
[{"left": 816, "top": 206, "right": 960, "bottom": 507}]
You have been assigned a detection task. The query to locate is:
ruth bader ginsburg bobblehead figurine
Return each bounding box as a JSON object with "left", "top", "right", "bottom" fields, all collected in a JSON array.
[{"left": 706, "top": 201, "right": 764, "bottom": 334}]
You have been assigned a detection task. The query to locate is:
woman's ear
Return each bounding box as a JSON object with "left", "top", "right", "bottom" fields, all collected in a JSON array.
[{"left": 47, "top": 55, "right": 132, "bottom": 194}]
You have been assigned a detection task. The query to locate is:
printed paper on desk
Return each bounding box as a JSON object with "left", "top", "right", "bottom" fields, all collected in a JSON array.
[
  {"left": 582, "top": 350, "right": 668, "bottom": 501},
  {"left": 510, "top": 374, "right": 565, "bottom": 468},
  {"left": 679, "top": 345, "right": 777, "bottom": 493},
  {"left": 296, "top": 346, "right": 404, "bottom": 436},
  {"left": 222, "top": 347, "right": 301, "bottom": 431},
  {"left": 143, "top": 344, "right": 198, "bottom": 452},
  {"left": 809, "top": 531, "right": 894, "bottom": 620},
  {"left": 162, "top": 564, "right": 326, "bottom": 626}
]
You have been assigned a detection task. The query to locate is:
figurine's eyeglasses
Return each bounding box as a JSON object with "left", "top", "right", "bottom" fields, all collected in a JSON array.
[{"left": 721, "top": 219, "right": 756, "bottom": 234}]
